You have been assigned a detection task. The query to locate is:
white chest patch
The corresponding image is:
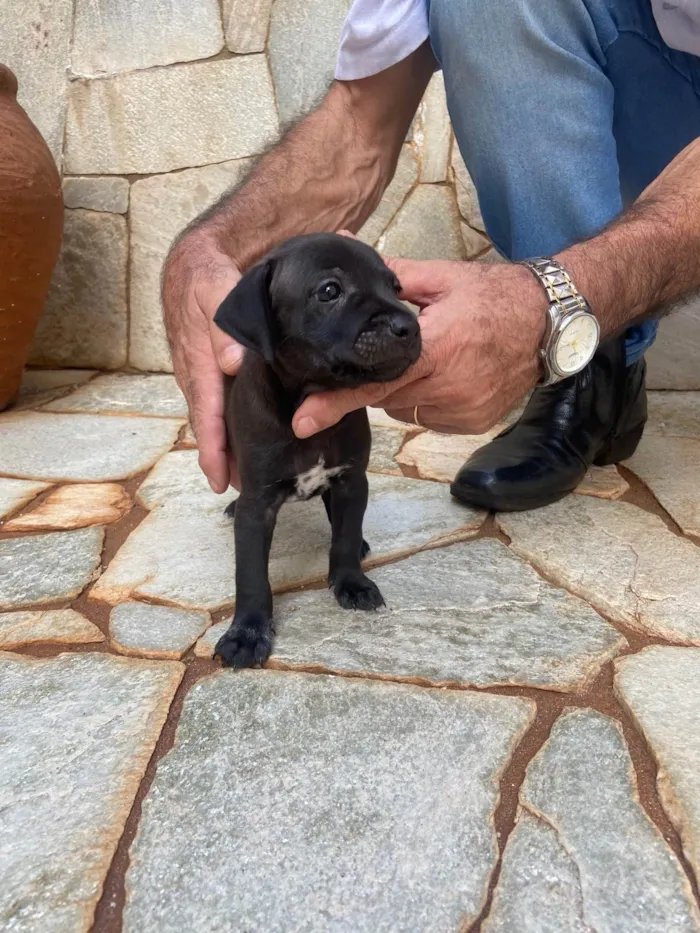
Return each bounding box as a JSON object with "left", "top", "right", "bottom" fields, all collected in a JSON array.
[{"left": 291, "top": 457, "right": 347, "bottom": 501}]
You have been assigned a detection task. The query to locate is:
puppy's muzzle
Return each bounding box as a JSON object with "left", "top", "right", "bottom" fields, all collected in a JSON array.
[{"left": 352, "top": 306, "right": 421, "bottom": 372}]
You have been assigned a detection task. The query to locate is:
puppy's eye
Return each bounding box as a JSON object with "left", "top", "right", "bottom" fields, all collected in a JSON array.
[{"left": 316, "top": 281, "right": 342, "bottom": 302}]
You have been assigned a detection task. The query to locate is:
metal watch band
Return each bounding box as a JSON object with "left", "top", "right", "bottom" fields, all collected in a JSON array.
[
  {"left": 520, "top": 257, "right": 589, "bottom": 318},
  {"left": 519, "top": 257, "right": 596, "bottom": 385}
]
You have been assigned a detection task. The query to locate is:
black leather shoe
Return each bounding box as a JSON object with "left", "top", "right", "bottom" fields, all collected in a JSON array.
[{"left": 450, "top": 338, "right": 647, "bottom": 512}]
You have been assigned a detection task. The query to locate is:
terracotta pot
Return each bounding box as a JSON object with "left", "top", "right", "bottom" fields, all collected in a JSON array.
[{"left": 0, "top": 64, "right": 63, "bottom": 411}]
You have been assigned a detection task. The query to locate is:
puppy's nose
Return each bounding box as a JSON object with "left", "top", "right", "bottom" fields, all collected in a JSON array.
[{"left": 388, "top": 310, "right": 419, "bottom": 340}]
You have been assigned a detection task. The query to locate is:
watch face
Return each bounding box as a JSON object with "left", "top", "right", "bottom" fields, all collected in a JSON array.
[{"left": 553, "top": 313, "right": 599, "bottom": 375}]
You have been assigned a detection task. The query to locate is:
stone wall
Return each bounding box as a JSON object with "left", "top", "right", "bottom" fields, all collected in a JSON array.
[{"left": 0, "top": 0, "right": 695, "bottom": 386}]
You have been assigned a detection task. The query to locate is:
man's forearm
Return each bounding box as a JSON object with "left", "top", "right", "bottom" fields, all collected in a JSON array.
[
  {"left": 197, "top": 85, "right": 390, "bottom": 268},
  {"left": 558, "top": 137, "right": 700, "bottom": 337},
  {"left": 183, "top": 46, "right": 435, "bottom": 270}
]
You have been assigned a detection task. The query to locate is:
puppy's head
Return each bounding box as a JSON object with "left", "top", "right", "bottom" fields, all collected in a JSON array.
[{"left": 213, "top": 233, "right": 421, "bottom": 387}]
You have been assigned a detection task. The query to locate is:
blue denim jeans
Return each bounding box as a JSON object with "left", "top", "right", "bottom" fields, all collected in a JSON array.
[{"left": 428, "top": 0, "right": 700, "bottom": 365}]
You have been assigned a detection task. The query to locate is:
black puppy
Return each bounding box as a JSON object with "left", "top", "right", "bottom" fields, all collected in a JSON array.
[{"left": 212, "top": 233, "right": 421, "bottom": 669}]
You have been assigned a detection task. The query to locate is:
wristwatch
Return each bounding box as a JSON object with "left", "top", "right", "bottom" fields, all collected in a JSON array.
[{"left": 520, "top": 257, "right": 600, "bottom": 386}]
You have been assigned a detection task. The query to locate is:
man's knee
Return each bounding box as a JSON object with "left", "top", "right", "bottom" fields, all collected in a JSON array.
[
  {"left": 429, "top": 0, "right": 538, "bottom": 60},
  {"left": 429, "top": 0, "right": 606, "bottom": 70}
]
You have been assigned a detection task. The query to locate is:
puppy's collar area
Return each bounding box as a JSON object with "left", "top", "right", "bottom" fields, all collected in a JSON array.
[{"left": 269, "top": 356, "right": 365, "bottom": 412}]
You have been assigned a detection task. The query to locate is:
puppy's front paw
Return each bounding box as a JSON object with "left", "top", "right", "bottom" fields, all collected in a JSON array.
[
  {"left": 215, "top": 612, "right": 274, "bottom": 669},
  {"left": 332, "top": 570, "right": 385, "bottom": 611}
]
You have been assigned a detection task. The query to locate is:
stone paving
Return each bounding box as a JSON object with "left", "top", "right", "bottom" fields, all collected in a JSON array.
[{"left": 1, "top": 370, "right": 700, "bottom": 932}]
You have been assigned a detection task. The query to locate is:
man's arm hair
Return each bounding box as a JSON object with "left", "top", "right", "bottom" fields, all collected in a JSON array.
[
  {"left": 559, "top": 136, "right": 700, "bottom": 335},
  {"left": 177, "top": 43, "right": 436, "bottom": 271}
]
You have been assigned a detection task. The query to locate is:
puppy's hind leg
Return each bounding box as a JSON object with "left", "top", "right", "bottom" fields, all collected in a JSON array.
[
  {"left": 322, "top": 489, "right": 370, "bottom": 561},
  {"left": 215, "top": 493, "right": 282, "bottom": 668},
  {"left": 326, "top": 472, "right": 384, "bottom": 611}
]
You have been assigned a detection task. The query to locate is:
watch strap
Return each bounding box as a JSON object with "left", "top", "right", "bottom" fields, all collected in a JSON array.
[
  {"left": 519, "top": 257, "right": 596, "bottom": 386},
  {"left": 520, "top": 257, "right": 589, "bottom": 317}
]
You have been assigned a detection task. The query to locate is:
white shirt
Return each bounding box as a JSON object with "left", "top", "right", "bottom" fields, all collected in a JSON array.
[
  {"left": 652, "top": 0, "right": 700, "bottom": 57},
  {"left": 335, "top": 0, "right": 700, "bottom": 81}
]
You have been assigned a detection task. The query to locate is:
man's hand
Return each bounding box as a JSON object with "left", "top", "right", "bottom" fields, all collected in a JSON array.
[
  {"left": 160, "top": 47, "right": 436, "bottom": 492},
  {"left": 292, "top": 258, "right": 547, "bottom": 438},
  {"left": 162, "top": 230, "right": 244, "bottom": 493}
]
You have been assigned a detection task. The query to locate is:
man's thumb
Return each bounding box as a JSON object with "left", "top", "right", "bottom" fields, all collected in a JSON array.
[
  {"left": 203, "top": 268, "right": 244, "bottom": 375},
  {"left": 383, "top": 256, "right": 454, "bottom": 305},
  {"left": 293, "top": 383, "right": 390, "bottom": 438}
]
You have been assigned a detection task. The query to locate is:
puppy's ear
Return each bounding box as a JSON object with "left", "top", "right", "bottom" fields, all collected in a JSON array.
[{"left": 213, "top": 260, "right": 276, "bottom": 363}]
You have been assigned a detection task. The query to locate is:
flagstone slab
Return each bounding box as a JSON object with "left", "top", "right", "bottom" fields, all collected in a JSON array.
[
  {"left": 110, "top": 602, "right": 210, "bottom": 660},
  {"left": 0, "top": 412, "right": 181, "bottom": 482},
  {"left": 71, "top": 0, "right": 223, "bottom": 77},
  {"left": 92, "top": 504, "right": 232, "bottom": 611},
  {"left": 136, "top": 449, "right": 220, "bottom": 510},
  {"left": 0, "top": 527, "right": 104, "bottom": 610},
  {"left": 0, "top": 609, "right": 103, "bottom": 650},
  {"left": 194, "top": 621, "right": 229, "bottom": 658},
  {"left": 0, "top": 652, "right": 183, "bottom": 933},
  {"left": 123, "top": 671, "right": 534, "bottom": 933},
  {"left": 11, "top": 391, "right": 80, "bottom": 414},
  {"left": 496, "top": 709, "right": 700, "bottom": 933},
  {"left": 482, "top": 810, "right": 593, "bottom": 933},
  {"left": 358, "top": 146, "right": 419, "bottom": 246},
  {"left": 368, "top": 407, "right": 415, "bottom": 430},
  {"left": 0, "top": 479, "right": 50, "bottom": 521},
  {"left": 615, "top": 647, "right": 700, "bottom": 881},
  {"left": 268, "top": 0, "right": 351, "bottom": 125},
  {"left": 62, "top": 176, "right": 129, "bottom": 214},
  {"left": 94, "top": 452, "right": 484, "bottom": 611},
  {"left": 397, "top": 429, "right": 628, "bottom": 498},
  {"left": 451, "top": 147, "right": 485, "bottom": 233},
  {"left": 14, "top": 369, "right": 96, "bottom": 413},
  {"left": 415, "top": 72, "right": 451, "bottom": 183},
  {"left": 44, "top": 373, "right": 187, "bottom": 419},
  {"left": 368, "top": 426, "right": 406, "bottom": 475},
  {"left": 19, "top": 369, "right": 96, "bottom": 396},
  {"left": 576, "top": 464, "right": 630, "bottom": 500},
  {"left": 647, "top": 300, "right": 700, "bottom": 390},
  {"left": 200, "top": 540, "right": 624, "bottom": 690},
  {"left": 379, "top": 185, "right": 465, "bottom": 261},
  {"left": 396, "top": 428, "right": 502, "bottom": 482},
  {"left": 626, "top": 435, "right": 700, "bottom": 540},
  {"left": 65, "top": 57, "right": 278, "bottom": 175},
  {"left": 4, "top": 483, "right": 131, "bottom": 532},
  {"left": 498, "top": 496, "right": 700, "bottom": 644},
  {"left": 461, "top": 221, "right": 491, "bottom": 259},
  {"left": 129, "top": 159, "right": 254, "bottom": 371},
  {"left": 646, "top": 392, "right": 700, "bottom": 438}
]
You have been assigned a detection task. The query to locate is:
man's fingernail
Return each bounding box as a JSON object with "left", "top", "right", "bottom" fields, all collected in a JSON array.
[
  {"left": 208, "top": 478, "right": 223, "bottom": 494},
  {"left": 295, "top": 416, "right": 318, "bottom": 438},
  {"left": 220, "top": 345, "right": 243, "bottom": 370}
]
